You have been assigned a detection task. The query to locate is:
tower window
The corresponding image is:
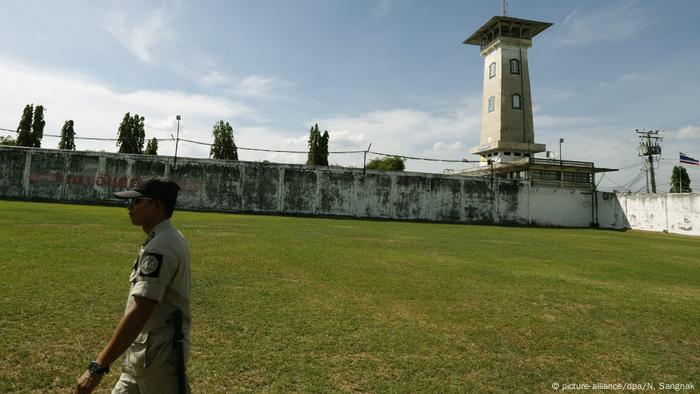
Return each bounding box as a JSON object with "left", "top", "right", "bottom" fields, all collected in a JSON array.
[
  {"left": 489, "top": 62, "right": 496, "bottom": 79},
  {"left": 488, "top": 96, "right": 495, "bottom": 112},
  {"left": 510, "top": 59, "right": 520, "bottom": 74},
  {"left": 512, "top": 94, "right": 522, "bottom": 109}
]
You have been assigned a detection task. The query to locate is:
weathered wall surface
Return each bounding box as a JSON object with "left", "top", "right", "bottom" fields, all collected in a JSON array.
[
  {"left": 1, "top": 146, "right": 697, "bottom": 235},
  {"left": 600, "top": 193, "right": 699, "bottom": 236},
  {"left": 520, "top": 186, "right": 596, "bottom": 227}
]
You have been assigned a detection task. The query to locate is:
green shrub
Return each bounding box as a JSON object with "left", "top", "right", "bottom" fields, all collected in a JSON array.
[{"left": 366, "top": 156, "right": 405, "bottom": 171}]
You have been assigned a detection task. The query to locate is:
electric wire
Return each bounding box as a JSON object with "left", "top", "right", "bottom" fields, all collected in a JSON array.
[{"left": 1, "top": 127, "right": 475, "bottom": 164}]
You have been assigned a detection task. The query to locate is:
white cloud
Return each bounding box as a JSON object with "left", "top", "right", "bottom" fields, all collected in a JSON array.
[
  {"left": 534, "top": 115, "right": 598, "bottom": 129},
  {"left": 554, "top": 1, "right": 651, "bottom": 46},
  {"left": 231, "top": 75, "right": 295, "bottom": 98},
  {"left": 283, "top": 134, "right": 309, "bottom": 147},
  {"left": 330, "top": 129, "right": 368, "bottom": 150},
  {"left": 0, "top": 55, "right": 256, "bottom": 158},
  {"left": 315, "top": 105, "right": 481, "bottom": 171},
  {"left": 432, "top": 141, "right": 464, "bottom": 152},
  {"left": 374, "top": 0, "right": 392, "bottom": 18},
  {"left": 206, "top": 104, "right": 481, "bottom": 171},
  {"left": 597, "top": 72, "right": 653, "bottom": 88},
  {"left": 200, "top": 70, "right": 233, "bottom": 85},
  {"left": 105, "top": 8, "right": 172, "bottom": 63},
  {"left": 620, "top": 72, "right": 650, "bottom": 82},
  {"left": 200, "top": 70, "right": 295, "bottom": 99},
  {"left": 670, "top": 125, "right": 700, "bottom": 140},
  {"left": 197, "top": 100, "right": 479, "bottom": 172}
]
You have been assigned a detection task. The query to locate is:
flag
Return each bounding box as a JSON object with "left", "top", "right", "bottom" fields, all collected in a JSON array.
[{"left": 680, "top": 152, "right": 699, "bottom": 166}]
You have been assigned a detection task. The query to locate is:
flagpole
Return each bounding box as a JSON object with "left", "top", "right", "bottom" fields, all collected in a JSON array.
[
  {"left": 678, "top": 152, "right": 699, "bottom": 192},
  {"left": 680, "top": 163, "right": 683, "bottom": 194}
]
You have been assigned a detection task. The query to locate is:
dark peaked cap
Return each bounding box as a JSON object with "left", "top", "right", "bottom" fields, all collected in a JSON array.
[{"left": 114, "top": 176, "right": 180, "bottom": 202}]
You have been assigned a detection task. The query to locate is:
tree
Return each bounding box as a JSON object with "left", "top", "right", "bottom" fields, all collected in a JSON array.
[
  {"left": 0, "top": 135, "right": 16, "bottom": 145},
  {"left": 318, "top": 130, "right": 329, "bottom": 166},
  {"left": 210, "top": 120, "right": 238, "bottom": 160},
  {"left": 670, "top": 165, "right": 692, "bottom": 193},
  {"left": 116, "top": 112, "right": 146, "bottom": 154},
  {"left": 58, "top": 120, "right": 76, "bottom": 150},
  {"left": 306, "top": 124, "right": 320, "bottom": 165},
  {"left": 306, "top": 124, "right": 330, "bottom": 166},
  {"left": 16, "top": 104, "right": 33, "bottom": 147},
  {"left": 366, "top": 156, "right": 406, "bottom": 171},
  {"left": 30, "top": 105, "right": 46, "bottom": 147},
  {"left": 144, "top": 137, "right": 158, "bottom": 155}
]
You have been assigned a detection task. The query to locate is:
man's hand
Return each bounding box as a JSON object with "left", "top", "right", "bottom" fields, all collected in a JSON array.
[
  {"left": 76, "top": 370, "right": 103, "bottom": 394},
  {"left": 77, "top": 296, "right": 155, "bottom": 393}
]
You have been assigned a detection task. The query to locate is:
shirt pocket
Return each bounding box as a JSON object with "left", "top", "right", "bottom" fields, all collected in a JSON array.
[
  {"left": 124, "top": 331, "right": 149, "bottom": 375},
  {"left": 145, "top": 326, "right": 174, "bottom": 369}
]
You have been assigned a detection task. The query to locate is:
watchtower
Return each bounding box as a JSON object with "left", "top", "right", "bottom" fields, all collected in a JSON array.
[{"left": 464, "top": 16, "right": 551, "bottom": 164}]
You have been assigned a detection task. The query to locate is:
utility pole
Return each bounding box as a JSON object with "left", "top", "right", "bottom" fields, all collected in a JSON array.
[
  {"left": 173, "top": 115, "right": 181, "bottom": 169},
  {"left": 636, "top": 129, "right": 663, "bottom": 193},
  {"left": 362, "top": 143, "right": 372, "bottom": 178}
]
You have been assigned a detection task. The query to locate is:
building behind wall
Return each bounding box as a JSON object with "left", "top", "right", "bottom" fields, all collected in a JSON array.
[{"left": 459, "top": 15, "right": 616, "bottom": 189}]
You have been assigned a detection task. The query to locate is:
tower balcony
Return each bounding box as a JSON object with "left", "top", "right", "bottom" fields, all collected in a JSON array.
[
  {"left": 464, "top": 16, "right": 552, "bottom": 51},
  {"left": 470, "top": 141, "right": 547, "bottom": 156}
]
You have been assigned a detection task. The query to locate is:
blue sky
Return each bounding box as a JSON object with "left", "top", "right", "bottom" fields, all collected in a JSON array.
[{"left": 1, "top": 0, "right": 699, "bottom": 192}]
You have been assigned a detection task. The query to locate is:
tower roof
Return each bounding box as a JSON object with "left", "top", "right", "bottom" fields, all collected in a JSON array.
[{"left": 464, "top": 16, "right": 552, "bottom": 47}]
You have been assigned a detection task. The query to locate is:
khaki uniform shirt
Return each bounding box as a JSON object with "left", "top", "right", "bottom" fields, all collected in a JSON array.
[{"left": 122, "top": 219, "right": 191, "bottom": 376}]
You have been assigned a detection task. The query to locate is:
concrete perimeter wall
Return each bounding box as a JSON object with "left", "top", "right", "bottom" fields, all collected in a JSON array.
[
  {"left": 597, "top": 192, "right": 699, "bottom": 236},
  {"left": 0, "top": 146, "right": 697, "bottom": 235}
]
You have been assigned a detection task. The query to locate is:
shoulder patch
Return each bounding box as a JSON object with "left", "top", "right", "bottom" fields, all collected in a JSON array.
[{"left": 139, "top": 253, "right": 163, "bottom": 277}]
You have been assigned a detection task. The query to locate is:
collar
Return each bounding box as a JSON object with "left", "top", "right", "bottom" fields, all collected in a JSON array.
[{"left": 143, "top": 219, "right": 173, "bottom": 245}]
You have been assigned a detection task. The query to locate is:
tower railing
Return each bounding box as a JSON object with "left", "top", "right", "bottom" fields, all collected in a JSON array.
[{"left": 529, "top": 158, "right": 594, "bottom": 168}]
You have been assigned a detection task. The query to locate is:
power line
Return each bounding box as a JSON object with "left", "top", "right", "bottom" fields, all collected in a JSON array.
[
  {"left": 1, "top": 126, "right": 475, "bottom": 164},
  {"left": 633, "top": 184, "right": 647, "bottom": 194},
  {"left": 0, "top": 127, "right": 128, "bottom": 142},
  {"left": 621, "top": 171, "right": 645, "bottom": 191},
  {"left": 178, "top": 137, "right": 365, "bottom": 155},
  {"left": 596, "top": 173, "right": 607, "bottom": 187},
  {"left": 616, "top": 162, "right": 645, "bottom": 170}
]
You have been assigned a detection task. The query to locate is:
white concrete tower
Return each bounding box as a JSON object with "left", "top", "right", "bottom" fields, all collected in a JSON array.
[{"left": 465, "top": 16, "right": 551, "bottom": 164}]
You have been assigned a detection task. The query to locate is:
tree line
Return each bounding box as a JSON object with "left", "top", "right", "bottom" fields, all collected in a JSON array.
[
  {"left": 0, "top": 104, "right": 369, "bottom": 169},
  {"left": 0, "top": 104, "right": 243, "bottom": 161},
  {"left": 0, "top": 104, "right": 406, "bottom": 171}
]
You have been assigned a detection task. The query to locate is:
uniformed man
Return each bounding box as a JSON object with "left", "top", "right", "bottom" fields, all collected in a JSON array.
[{"left": 76, "top": 176, "right": 191, "bottom": 394}]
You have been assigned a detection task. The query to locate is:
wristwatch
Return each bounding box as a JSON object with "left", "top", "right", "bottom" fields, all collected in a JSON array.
[{"left": 88, "top": 360, "right": 110, "bottom": 375}]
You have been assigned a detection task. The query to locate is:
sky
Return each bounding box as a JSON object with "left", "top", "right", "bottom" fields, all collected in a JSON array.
[{"left": 0, "top": 0, "right": 699, "bottom": 192}]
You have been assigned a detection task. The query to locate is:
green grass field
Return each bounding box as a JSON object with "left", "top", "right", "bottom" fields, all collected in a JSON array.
[{"left": 0, "top": 200, "right": 698, "bottom": 393}]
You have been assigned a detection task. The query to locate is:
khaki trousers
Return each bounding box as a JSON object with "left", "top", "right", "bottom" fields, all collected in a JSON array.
[{"left": 111, "top": 367, "right": 190, "bottom": 394}]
